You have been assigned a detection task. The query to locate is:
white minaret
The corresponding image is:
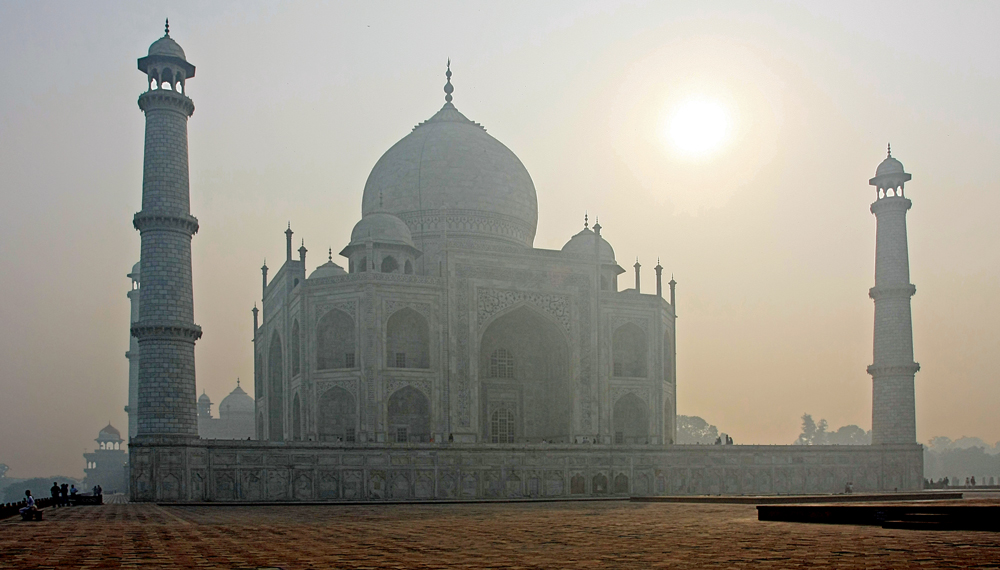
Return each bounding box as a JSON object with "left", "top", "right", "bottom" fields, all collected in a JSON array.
[{"left": 867, "top": 145, "right": 919, "bottom": 445}]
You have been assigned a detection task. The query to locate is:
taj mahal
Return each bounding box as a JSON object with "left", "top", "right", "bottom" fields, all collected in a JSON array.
[{"left": 127, "top": 25, "right": 923, "bottom": 502}]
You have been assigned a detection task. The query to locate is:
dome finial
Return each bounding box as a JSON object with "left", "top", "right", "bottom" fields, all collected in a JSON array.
[
  {"left": 887, "top": 142, "right": 891, "bottom": 158},
  {"left": 328, "top": 248, "right": 333, "bottom": 262},
  {"left": 236, "top": 377, "right": 240, "bottom": 388},
  {"left": 444, "top": 59, "right": 454, "bottom": 103},
  {"left": 165, "top": 18, "right": 170, "bottom": 36},
  {"left": 584, "top": 212, "right": 589, "bottom": 230}
]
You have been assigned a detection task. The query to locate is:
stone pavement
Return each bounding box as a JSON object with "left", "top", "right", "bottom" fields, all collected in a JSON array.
[{"left": 1, "top": 499, "right": 998, "bottom": 568}]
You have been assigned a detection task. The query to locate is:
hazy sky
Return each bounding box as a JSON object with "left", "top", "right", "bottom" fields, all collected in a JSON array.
[{"left": 2, "top": 1, "right": 998, "bottom": 477}]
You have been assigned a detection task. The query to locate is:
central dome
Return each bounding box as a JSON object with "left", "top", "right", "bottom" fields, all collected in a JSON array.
[{"left": 361, "top": 78, "right": 538, "bottom": 248}]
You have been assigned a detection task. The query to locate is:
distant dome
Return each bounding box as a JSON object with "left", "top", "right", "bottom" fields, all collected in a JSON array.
[
  {"left": 562, "top": 227, "right": 616, "bottom": 262},
  {"left": 349, "top": 212, "right": 415, "bottom": 249},
  {"left": 309, "top": 259, "right": 347, "bottom": 279},
  {"left": 99, "top": 423, "right": 121, "bottom": 439},
  {"left": 361, "top": 94, "right": 538, "bottom": 247},
  {"left": 130, "top": 262, "right": 140, "bottom": 276},
  {"left": 219, "top": 383, "right": 254, "bottom": 416},
  {"left": 198, "top": 392, "right": 211, "bottom": 404},
  {"left": 876, "top": 156, "right": 904, "bottom": 176},
  {"left": 148, "top": 34, "right": 186, "bottom": 60}
]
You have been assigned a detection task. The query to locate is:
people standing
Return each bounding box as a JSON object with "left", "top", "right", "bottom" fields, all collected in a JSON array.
[
  {"left": 60, "top": 483, "right": 69, "bottom": 507},
  {"left": 50, "top": 482, "right": 60, "bottom": 507}
]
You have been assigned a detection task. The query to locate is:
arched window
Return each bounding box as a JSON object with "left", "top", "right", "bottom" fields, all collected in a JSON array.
[
  {"left": 291, "top": 320, "right": 301, "bottom": 377},
  {"left": 292, "top": 393, "right": 302, "bottom": 441},
  {"left": 318, "top": 387, "right": 356, "bottom": 442},
  {"left": 386, "top": 308, "right": 430, "bottom": 369},
  {"left": 268, "top": 334, "right": 284, "bottom": 441},
  {"left": 663, "top": 331, "right": 673, "bottom": 383},
  {"left": 381, "top": 256, "right": 399, "bottom": 273},
  {"left": 357, "top": 256, "right": 367, "bottom": 273},
  {"left": 612, "top": 323, "right": 647, "bottom": 377},
  {"left": 613, "top": 393, "right": 649, "bottom": 444},
  {"left": 490, "top": 407, "right": 515, "bottom": 443},
  {"left": 404, "top": 260, "right": 413, "bottom": 275},
  {"left": 316, "top": 309, "right": 355, "bottom": 370},
  {"left": 489, "top": 348, "right": 514, "bottom": 378},
  {"left": 387, "top": 386, "right": 430, "bottom": 443}
]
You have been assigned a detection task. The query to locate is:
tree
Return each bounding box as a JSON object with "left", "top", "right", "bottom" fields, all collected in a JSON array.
[
  {"left": 794, "top": 414, "right": 868, "bottom": 445},
  {"left": 677, "top": 415, "right": 720, "bottom": 445}
]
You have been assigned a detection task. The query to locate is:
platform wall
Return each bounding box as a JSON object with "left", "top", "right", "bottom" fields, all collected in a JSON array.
[{"left": 129, "top": 439, "right": 923, "bottom": 502}]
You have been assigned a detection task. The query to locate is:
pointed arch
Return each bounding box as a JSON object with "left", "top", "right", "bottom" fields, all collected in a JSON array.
[
  {"left": 386, "top": 308, "right": 429, "bottom": 369},
  {"left": 613, "top": 393, "right": 649, "bottom": 444},
  {"left": 380, "top": 256, "right": 399, "bottom": 273},
  {"left": 292, "top": 393, "right": 302, "bottom": 441},
  {"left": 317, "top": 309, "right": 355, "bottom": 370},
  {"left": 318, "top": 387, "right": 356, "bottom": 442},
  {"left": 387, "top": 386, "right": 430, "bottom": 443},
  {"left": 291, "top": 320, "right": 301, "bottom": 377},
  {"left": 267, "top": 334, "right": 284, "bottom": 441},
  {"left": 613, "top": 323, "right": 647, "bottom": 377}
]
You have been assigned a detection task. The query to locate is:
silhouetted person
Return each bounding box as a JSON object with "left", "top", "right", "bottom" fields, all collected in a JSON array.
[
  {"left": 69, "top": 484, "right": 77, "bottom": 505},
  {"left": 448, "top": 433, "right": 454, "bottom": 443},
  {"left": 50, "top": 482, "right": 60, "bottom": 507},
  {"left": 19, "top": 490, "right": 36, "bottom": 516},
  {"left": 60, "top": 483, "right": 68, "bottom": 507},
  {"left": 971, "top": 476, "right": 976, "bottom": 487}
]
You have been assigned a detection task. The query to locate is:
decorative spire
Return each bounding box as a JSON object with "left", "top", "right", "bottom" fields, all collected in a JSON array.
[
  {"left": 887, "top": 143, "right": 892, "bottom": 158},
  {"left": 328, "top": 248, "right": 333, "bottom": 262},
  {"left": 165, "top": 18, "right": 170, "bottom": 36},
  {"left": 236, "top": 378, "right": 240, "bottom": 388},
  {"left": 444, "top": 59, "right": 454, "bottom": 103},
  {"left": 584, "top": 212, "right": 589, "bottom": 230},
  {"left": 593, "top": 216, "right": 601, "bottom": 234}
]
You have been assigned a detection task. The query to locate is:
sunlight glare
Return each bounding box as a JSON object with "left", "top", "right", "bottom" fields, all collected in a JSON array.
[{"left": 665, "top": 99, "right": 730, "bottom": 157}]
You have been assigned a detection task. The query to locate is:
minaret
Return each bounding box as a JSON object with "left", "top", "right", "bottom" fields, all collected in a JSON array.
[
  {"left": 131, "top": 21, "right": 202, "bottom": 438},
  {"left": 125, "top": 262, "right": 140, "bottom": 440},
  {"left": 867, "top": 144, "right": 919, "bottom": 445}
]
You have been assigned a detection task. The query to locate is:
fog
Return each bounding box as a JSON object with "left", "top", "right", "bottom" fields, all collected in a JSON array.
[{"left": 2, "top": 1, "right": 999, "bottom": 477}]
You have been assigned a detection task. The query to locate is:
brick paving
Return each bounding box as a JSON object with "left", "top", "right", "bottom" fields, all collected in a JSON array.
[{"left": 1, "top": 499, "right": 998, "bottom": 569}]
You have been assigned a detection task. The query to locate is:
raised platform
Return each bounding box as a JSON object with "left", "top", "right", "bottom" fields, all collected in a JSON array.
[
  {"left": 758, "top": 503, "right": 1000, "bottom": 531},
  {"left": 130, "top": 438, "right": 923, "bottom": 502},
  {"left": 634, "top": 491, "right": 962, "bottom": 504}
]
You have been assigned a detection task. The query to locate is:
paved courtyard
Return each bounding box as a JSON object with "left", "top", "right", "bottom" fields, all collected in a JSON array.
[{"left": 2, "top": 499, "right": 998, "bottom": 568}]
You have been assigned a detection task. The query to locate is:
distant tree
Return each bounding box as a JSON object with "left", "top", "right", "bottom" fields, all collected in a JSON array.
[
  {"left": 794, "top": 414, "right": 868, "bottom": 445},
  {"left": 676, "top": 416, "right": 720, "bottom": 445}
]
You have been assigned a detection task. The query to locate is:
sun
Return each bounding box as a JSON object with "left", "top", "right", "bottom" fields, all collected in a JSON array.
[{"left": 664, "top": 99, "right": 730, "bottom": 157}]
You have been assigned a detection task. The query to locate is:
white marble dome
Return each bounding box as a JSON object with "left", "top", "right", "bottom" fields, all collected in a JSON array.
[
  {"left": 219, "top": 383, "right": 254, "bottom": 416},
  {"left": 562, "top": 227, "right": 616, "bottom": 262},
  {"left": 148, "top": 35, "right": 186, "bottom": 60},
  {"left": 349, "top": 212, "right": 415, "bottom": 248},
  {"left": 309, "top": 257, "right": 347, "bottom": 279},
  {"left": 876, "top": 155, "right": 904, "bottom": 176},
  {"left": 361, "top": 101, "right": 538, "bottom": 248}
]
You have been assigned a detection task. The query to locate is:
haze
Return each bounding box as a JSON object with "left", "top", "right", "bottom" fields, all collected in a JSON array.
[{"left": 1, "top": 0, "right": 998, "bottom": 478}]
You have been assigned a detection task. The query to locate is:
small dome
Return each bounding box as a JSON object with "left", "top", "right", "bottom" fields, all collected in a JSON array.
[
  {"left": 876, "top": 156, "right": 904, "bottom": 176},
  {"left": 309, "top": 259, "right": 347, "bottom": 279},
  {"left": 562, "top": 227, "right": 616, "bottom": 262},
  {"left": 148, "top": 35, "right": 186, "bottom": 60},
  {"left": 219, "top": 383, "right": 254, "bottom": 416},
  {"left": 348, "top": 212, "right": 415, "bottom": 249},
  {"left": 198, "top": 392, "right": 211, "bottom": 404},
  {"left": 99, "top": 423, "right": 121, "bottom": 439}
]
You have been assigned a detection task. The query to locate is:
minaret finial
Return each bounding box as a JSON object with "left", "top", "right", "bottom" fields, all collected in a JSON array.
[
  {"left": 444, "top": 59, "right": 454, "bottom": 103},
  {"left": 237, "top": 378, "right": 240, "bottom": 388},
  {"left": 165, "top": 18, "right": 170, "bottom": 36},
  {"left": 584, "top": 212, "right": 589, "bottom": 229},
  {"left": 887, "top": 143, "right": 891, "bottom": 158},
  {"left": 328, "top": 248, "right": 333, "bottom": 262}
]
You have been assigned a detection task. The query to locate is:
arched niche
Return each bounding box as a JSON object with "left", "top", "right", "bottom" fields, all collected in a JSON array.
[
  {"left": 613, "top": 323, "right": 647, "bottom": 377},
  {"left": 317, "top": 309, "right": 356, "bottom": 370},
  {"left": 267, "top": 334, "right": 284, "bottom": 441},
  {"left": 479, "top": 306, "right": 571, "bottom": 442},
  {"left": 291, "top": 320, "right": 301, "bottom": 377},
  {"left": 381, "top": 255, "right": 399, "bottom": 273},
  {"left": 318, "top": 387, "right": 356, "bottom": 442},
  {"left": 387, "top": 386, "right": 430, "bottom": 443},
  {"left": 292, "top": 393, "right": 302, "bottom": 441},
  {"left": 386, "top": 308, "right": 429, "bottom": 369},
  {"left": 613, "top": 393, "right": 649, "bottom": 444},
  {"left": 664, "top": 397, "right": 674, "bottom": 445},
  {"left": 663, "top": 330, "right": 673, "bottom": 383}
]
